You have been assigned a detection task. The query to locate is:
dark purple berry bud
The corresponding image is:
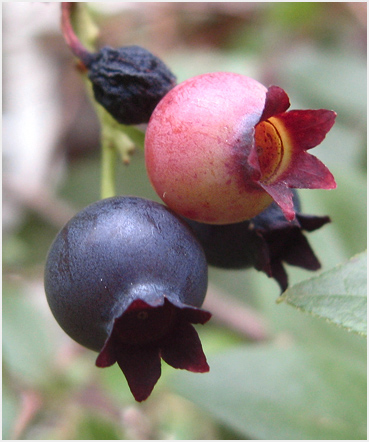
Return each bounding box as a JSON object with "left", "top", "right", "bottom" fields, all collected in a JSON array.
[
  {"left": 44, "top": 197, "right": 210, "bottom": 402},
  {"left": 185, "top": 190, "right": 330, "bottom": 292},
  {"left": 86, "top": 46, "right": 177, "bottom": 125}
]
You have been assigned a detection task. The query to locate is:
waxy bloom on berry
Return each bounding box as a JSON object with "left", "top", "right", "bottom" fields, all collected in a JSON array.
[{"left": 145, "top": 72, "right": 337, "bottom": 224}]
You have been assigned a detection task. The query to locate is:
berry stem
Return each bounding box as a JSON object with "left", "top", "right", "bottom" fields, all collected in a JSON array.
[
  {"left": 60, "top": 3, "right": 145, "bottom": 199},
  {"left": 101, "top": 130, "right": 117, "bottom": 199},
  {"left": 61, "top": 2, "right": 117, "bottom": 199},
  {"left": 61, "top": 3, "right": 95, "bottom": 67}
]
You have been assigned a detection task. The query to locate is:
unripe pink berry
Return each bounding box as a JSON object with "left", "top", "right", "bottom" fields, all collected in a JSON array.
[
  {"left": 145, "top": 72, "right": 272, "bottom": 224},
  {"left": 145, "top": 72, "right": 336, "bottom": 224}
]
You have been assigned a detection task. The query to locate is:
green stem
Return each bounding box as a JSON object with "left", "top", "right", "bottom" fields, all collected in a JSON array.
[
  {"left": 62, "top": 3, "right": 145, "bottom": 200},
  {"left": 65, "top": 3, "right": 117, "bottom": 199},
  {"left": 121, "top": 125, "right": 146, "bottom": 150},
  {"left": 101, "top": 131, "right": 117, "bottom": 199}
]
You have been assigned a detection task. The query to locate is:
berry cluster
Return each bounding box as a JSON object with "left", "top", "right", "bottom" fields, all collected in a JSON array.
[{"left": 44, "top": 4, "right": 336, "bottom": 402}]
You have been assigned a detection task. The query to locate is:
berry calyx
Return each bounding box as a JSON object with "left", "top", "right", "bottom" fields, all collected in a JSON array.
[
  {"left": 145, "top": 72, "right": 336, "bottom": 224},
  {"left": 44, "top": 197, "right": 210, "bottom": 402}
]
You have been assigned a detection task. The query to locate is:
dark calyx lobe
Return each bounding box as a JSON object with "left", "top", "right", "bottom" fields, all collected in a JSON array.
[
  {"left": 185, "top": 191, "right": 330, "bottom": 292},
  {"left": 87, "top": 45, "right": 176, "bottom": 125},
  {"left": 96, "top": 297, "right": 211, "bottom": 402}
]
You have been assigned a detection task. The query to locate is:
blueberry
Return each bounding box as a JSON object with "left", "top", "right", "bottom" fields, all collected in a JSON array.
[
  {"left": 185, "top": 191, "right": 330, "bottom": 292},
  {"left": 44, "top": 196, "right": 210, "bottom": 402}
]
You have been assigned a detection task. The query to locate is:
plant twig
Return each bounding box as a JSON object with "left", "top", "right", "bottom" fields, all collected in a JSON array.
[
  {"left": 60, "top": 3, "right": 140, "bottom": 199},
  {"left": 11, "top": 390, "right": 43, "bottom": 440},
  {"left": 3, "top": 176, "right": 77, "bottom": 229},
  {"left": 100, "top": 130, "right": 118, "bottom": 199},
  {"left": 60, "top": 2, "right": 94, "bottom": 66},
  {"left": 203, "top": 283, "right": 269, "bottom": 341}
]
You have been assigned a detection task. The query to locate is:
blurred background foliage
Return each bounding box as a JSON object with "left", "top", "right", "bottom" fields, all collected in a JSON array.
[{"left": 3, "top": 2, "right": 366, "bottom": 440}]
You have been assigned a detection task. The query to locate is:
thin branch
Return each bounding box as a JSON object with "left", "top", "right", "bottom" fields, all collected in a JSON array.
[
  {"left": 203, "top": 283, "right": 269, "bottom": 341},
  {"left": 3, "top": 176, "right": 77, "bottom": 230},
  {"left": 11, "top": 390, "right": 43, "bottom": 440},
  {"left": 60, "top": 2, "right": 94, "bottom": 67}
]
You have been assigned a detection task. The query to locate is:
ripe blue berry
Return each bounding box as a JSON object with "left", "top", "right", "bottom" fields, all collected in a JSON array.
[
  {"left": 44, "top": 196, "right": 210, "bottom": 402},
  {"left": 185, "top": 191, "right": 330, "bottom": 292}
]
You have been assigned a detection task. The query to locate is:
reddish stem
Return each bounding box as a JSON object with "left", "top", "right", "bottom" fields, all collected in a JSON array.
[{"left": 61, "top": 2, "right": 94, "bottom": 67}]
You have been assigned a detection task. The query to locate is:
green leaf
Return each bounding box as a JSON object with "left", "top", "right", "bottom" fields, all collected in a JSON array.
[
  {"left": 170, "top": 342, "right": 366, "bottom": 440},
  {"left": 279, "top": 252, "right": 367, "bottom": 336}
]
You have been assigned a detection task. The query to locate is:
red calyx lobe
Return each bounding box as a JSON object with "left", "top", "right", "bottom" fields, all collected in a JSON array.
[
  {"left": 249, "top": 85, "right": 337, "bottom": 221},
  {"left": 96, "top": 297, "right": 211, "bottom": 402},
  {"left": 259, "top": 86, "right": 291, "bottom": 120}
]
